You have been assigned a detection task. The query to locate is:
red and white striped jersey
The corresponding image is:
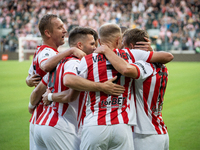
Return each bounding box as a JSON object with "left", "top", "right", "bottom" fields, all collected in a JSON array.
[
  {"left": 28, "top": 45, "right": 58, "bottom": 124},
  {"left": 133, "top": 62, "right": 168, "bottom": 134},
  {"left": 36, "top": 56, "right": 86, "bottom": 135},
  {"left": 78, "top": 48, "right": 153, "bottom": 127}
]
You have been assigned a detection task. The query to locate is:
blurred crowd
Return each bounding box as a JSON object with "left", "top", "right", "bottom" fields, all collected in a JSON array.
[{"left": 0, "top": 0, "right": 200, "bottom": 52}]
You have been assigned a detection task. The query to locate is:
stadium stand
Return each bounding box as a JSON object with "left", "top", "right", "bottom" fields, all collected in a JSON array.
[{"left": 0, "top": 0, "right": 200, "bottom": 61}]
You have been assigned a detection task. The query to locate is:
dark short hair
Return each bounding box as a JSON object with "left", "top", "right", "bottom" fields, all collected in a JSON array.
[
  {"left": 38, "top": 14, "right": 58, "bottom": 37},
  {"left": 123, "top": 28, "right": 149, "bottom": 47},
  {"left": 68, "top": 27, "right": 97, "bottom": 47}
]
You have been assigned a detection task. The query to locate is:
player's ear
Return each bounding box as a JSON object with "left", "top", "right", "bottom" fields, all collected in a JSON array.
[
  {"left": 76, "top": 42, "right": 83, "bottom": 50},
  {"left": 130, "top": 43, "right": 134, "bottom": 49},
  {"left": 98, "top": 39, "right": 101, "bottom": 45},
  {"left": 44, "top": 29, "right": 51, "bottom": 38}
]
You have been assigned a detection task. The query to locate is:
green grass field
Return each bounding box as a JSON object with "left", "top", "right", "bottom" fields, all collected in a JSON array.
[{"left": 0, "top": 60, "right": 200, "bottom": 150}]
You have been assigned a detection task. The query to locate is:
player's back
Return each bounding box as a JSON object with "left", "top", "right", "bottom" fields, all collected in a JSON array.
[
  {"left": 134, "top": 63, "right": 168, "bottom": 134},
  {"left": 79, "top": 49, "right": 137, "bottom": 127}
]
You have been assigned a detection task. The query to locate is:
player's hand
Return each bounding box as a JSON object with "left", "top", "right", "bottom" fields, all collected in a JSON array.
[
  {"left": 94, "top": 45, "right": 111, "bottom": 54},
  {"left": 102, "top": 76, "right": 125, "bottom": 96},
  {"left": 27, "top": 72, "right": 42, "bottom": 87},
  {"left": 71, "top": 47, "right": 86, "bottom": 59},
  {"left": 28, "top": 107, "right": 35, "bottom": 114},
  {"left": 42, "top": 89, "right": 52, "bottom": 106},
  {"left": 134, "top": 37, "right": 153, "bottom": 51}
]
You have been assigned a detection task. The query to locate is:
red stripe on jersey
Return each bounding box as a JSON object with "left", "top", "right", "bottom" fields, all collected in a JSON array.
[
  {"left": 49, "top": 103, "right": 59, "bottom": 127},
  {"left": 121, "top": 77, "right": 131, "bottom": 124},
  {"left": 152, "top": 115, "right": 161, "bottom": 134},
  {"left": 85, "top": 54, "right": 95, "bottom": 114},
  {"left": 63, "top": 72, "right": 76, "bottom": 76},
  {"left": 125, "top": 48, "right": 135, "bottom": 62},
  {"left": 109, "top": 60, "right": 120, "bottom": 124},
  {"left": 53, "top": 64, "right": 62, "bottom": 93},
  {"left": 39, "top": 106, "right": 52, "bottom": 125},
  {"left": 151, "top": 71, "right": 162, "bottom": 134},
  {"left": 36, "top": 104, "right": 43, "bottom": 121},
  {"left": 143, "top": 77, "right": 152, "bottom": 115},
  {"left": 97, "top": 54, "right": 108, "bottom": 125},
  {"left": 146, "top": 51, "right": 153, "bottom": 62},
  {"left": 62, "top": 103, "right": 69, "bottom": 116},
  {"left": 39, "top": 58, "right": 48, "bottom": 65},
  {"left": 41, "top": 78, "right": 47, "bottom": 86},
  {"left": 131, "top": 64, "right": 140, "bottom": 79},
  {"left": 77, "top": 92, "right": 86, "bottom": 128}
]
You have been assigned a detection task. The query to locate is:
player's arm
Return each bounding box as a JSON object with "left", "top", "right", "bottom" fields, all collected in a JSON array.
[
  {"left": 150, "top": 51, "right": 174, "bottom": 64},
  {"left": 40, "top": 47, "right": 86, "bottom": 72},
  {"left": 131, "top": 37, "right": 173, "bottom": 63},
  {"left": 28, "top": 81, "right": 47, "bottom": 114},
  {"left": 26, "top": 72, "right": 42, "bottom": 87},
  {"left": 94, "top": 45, "right": 139, "bottom": 78},
  {"left": 63, "top": 74, "right": 125, "bottom": 96},
  {"left": 42, "top": 88, "right": 80, "bottom": 105}
]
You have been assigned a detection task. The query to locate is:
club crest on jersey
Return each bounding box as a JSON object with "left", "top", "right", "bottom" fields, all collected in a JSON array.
[
  {"left": 100, "top": 97, "right": 126, "bottom": 108},
  {"left": 45, "top": 53, "right": 49, "bottom": 56}
]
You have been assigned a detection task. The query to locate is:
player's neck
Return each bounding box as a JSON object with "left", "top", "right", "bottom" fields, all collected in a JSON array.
[{"left": 43, "top": 41, "right": 58, "bottom": 50}]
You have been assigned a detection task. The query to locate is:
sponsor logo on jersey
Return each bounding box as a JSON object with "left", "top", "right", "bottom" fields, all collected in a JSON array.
[{"left": 100, "top": 97, "right": 126, "bottom": 108}]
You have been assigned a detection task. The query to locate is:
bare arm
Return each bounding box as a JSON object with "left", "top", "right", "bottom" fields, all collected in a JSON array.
[
  {"left": 64, "top": 74, "right": 125, "bottom": 96},
  {"left": 133, "top": 37, "right": 173, "bottom": 63},
  {"left": 94, "top": 45, "right": 139, "bottom": 78},
  {"left": 150, "top": 51, "right": 174, "bottom": 64},
  {"left": 29, "top": 81, "right": 47, "bottom": 110},
  {"left": 40, "top": 47, "right": 86, "bottom": 72},
  {"left": 42, "top": 89, "right": 80, "bottom": 105}
]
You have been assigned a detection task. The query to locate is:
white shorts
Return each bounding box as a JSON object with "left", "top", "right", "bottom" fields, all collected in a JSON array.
[
  {"left": 29, "top": 123, "right": 36, "bottom": 150},
  {"left": 133, "top": 132, "right": 169, "bottom": 150},
  {"left": 34, "top": 125, "right": 80, "bottom": 150},
  {"left": 80, "top": 124, "right": 134, "bottom": 150}
]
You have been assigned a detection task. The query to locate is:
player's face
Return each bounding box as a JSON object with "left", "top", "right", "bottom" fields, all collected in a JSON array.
[
  {"left": 82, "top": 34, "right": 96, "bottom": 55},
  {"left": 50, "top": 18, "right": 67, "bottom": 48}
]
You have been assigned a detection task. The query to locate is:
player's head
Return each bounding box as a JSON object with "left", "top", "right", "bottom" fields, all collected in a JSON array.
[
  {"left": 122, "top": 28, "right": 149, "bottom": 49},
  {"left": 98, "top": 23, "right": 122, "bottom": 49},
  {"left": 68, "top": 27, "right": 96, "bottom": 55},
  {"left": 38, "top": 14, "right": 67, "bottom": 47}
]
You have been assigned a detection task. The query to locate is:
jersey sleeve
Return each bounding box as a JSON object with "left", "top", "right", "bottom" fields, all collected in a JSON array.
[
  {"left": 63, "top": 59, "right": 80, "bottom": 76},
  {"left": 131, "top": 60, "right": 153, "bottom": 80},
  {"left": 131, "top": 49, "right": 153, "bottom": 62},
  {"left": 38, "top": 48, "right": 58, "bottom": 65},
  {"left": 77, "top": 57, "right": 88, "bottom": 79},
  {"left": 28, "top": 62, "right": 33, "bottom": 75}
]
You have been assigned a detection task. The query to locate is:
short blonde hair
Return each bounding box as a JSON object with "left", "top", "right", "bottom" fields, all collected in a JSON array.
[{"left": 98, "top": 23, "right": 121, "bottom": 44}]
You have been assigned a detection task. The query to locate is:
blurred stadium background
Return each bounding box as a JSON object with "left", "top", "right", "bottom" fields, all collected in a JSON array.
[{"left": 0, "top": 0, "right": 200, "bottom": 61}]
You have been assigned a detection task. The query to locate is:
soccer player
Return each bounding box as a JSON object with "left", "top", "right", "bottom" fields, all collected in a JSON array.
[
  {"left": 26, "top": 14, "right": 85, "bottom": 150},
  {"left": 124, "top": 28, "right": 170, "bottom": 150},
  {"left": 29, "top": 27, "right": 125, "bottom": 150},
  {"left": 95, "top": 28, "right": 171, "bottom": 150}
]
